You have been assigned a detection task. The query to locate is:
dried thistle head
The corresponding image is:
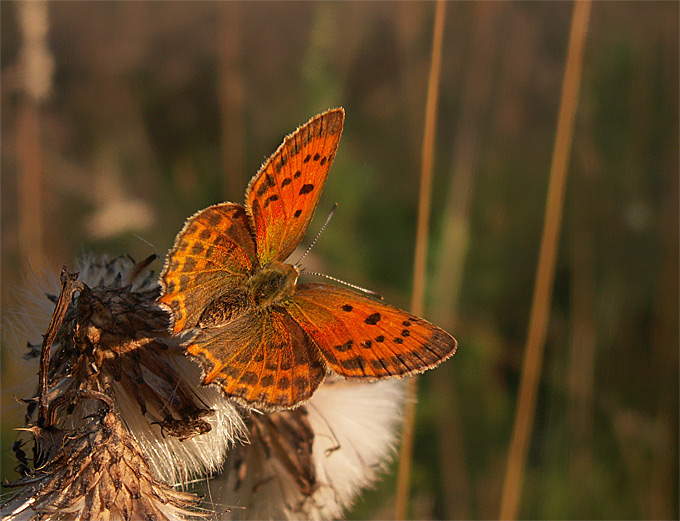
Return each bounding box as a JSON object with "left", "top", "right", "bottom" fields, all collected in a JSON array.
[
  {"left": 2, "top": 391, "right": 207, "bottom": 521},
  {"left": 3, "top": 254, "right": 244, "bottom": 486}
]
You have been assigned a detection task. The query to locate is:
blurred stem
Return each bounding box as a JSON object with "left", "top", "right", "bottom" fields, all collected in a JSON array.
[
  {"left": 649, "top": 71, "right": 679, "bottom": 518},
  {"left": 499, "top": 1, "right": 592, "bottom": 519},
  {"left": 430, "top": 3, "right": 500, "bottom": 519},
  {"left": 218, "top": 2, "right": 246, "bottom": 202},
  {"left": 395, "top": 1, "right": 446, "bottom": 519},
  {"left": 17, "top": 101, "right": 44, "bottom": 272},
  {"left": 567, "top": 144, "right": 597, "bottom": 490},
  {"left": 16, "top": 1, "right": 53, "bottom": 273}
]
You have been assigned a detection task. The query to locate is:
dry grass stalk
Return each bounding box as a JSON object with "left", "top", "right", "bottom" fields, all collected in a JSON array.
[
  {"left": 499, "top": 1, "right": 593, "bottom": 518},
  {"left": 395, "top": 1, "right": 447, "bottom": 518}
]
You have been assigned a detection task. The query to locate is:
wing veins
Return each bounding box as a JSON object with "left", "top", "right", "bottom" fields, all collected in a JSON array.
[
  {"left": 168, "top": 265, "right": 245, "bottom": 278},
  {"left": 289, "top": 299, "right": 373, "bottom": 377},
  {"left": 219, "top": 316, "right": 263, "bottom": 378},
  {"left": 187, "top": 232, "right": 250, "bottom": 251},
  {"left": 294, "top": 294, "right": 421, "bottom": 375}
]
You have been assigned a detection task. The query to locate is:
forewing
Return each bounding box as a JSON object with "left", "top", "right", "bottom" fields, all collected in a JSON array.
[
  {"left": 245, "top": 109, "right": 345, "bottom": 266},
  {"left": 285, "top": 283, "right": 457, "bottom": 379},
  {"left": 158, "top": 203, "right": 257, "bottom": 334},
  {"left": 186, "top": 308, "right": 326, "bottom": 411}
]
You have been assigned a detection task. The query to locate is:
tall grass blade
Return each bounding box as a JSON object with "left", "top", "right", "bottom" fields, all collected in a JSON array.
[
  {"left": 499, "top": 1, "right": 592, "bottom": 519},
  {"left": 394, "top": 1, "right": 447, "bottom": 518}
]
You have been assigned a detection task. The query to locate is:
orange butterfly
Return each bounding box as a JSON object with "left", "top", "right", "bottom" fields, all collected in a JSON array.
[{"left": 158, "top": 109, "right": 456, "bottom": 411}]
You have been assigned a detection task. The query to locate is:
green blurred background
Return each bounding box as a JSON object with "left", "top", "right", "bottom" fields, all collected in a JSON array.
[{"left": 1, "top": 2, "right": 677, "bottom": 519}]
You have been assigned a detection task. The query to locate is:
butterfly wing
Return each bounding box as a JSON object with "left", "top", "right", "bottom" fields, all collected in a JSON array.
[
  {"left": 245, "top": 109, "right": 345, "bottom": 266},
  {"left": 158, "top": 203, "right": 258, "bottom": 334},
  {"left": 284, "top": 283, "right": 457, "bottom": 379},
  {"left": 186, "top": 308, "right": 326, "bottom": 411}
]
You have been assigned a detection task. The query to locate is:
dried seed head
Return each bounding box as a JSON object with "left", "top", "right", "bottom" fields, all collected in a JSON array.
[
  {"left": 2, "top": 392, "right": 207, "bottom": 521},
  {"left": 5, "top": 254, "right": 244, "bottom": 486},
  {"left": 212, "top": 376, "right": 407, "bottom": 519}
]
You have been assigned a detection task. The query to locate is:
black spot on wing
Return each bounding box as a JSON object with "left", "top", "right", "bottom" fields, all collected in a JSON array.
[
  {"left": 264, "top": 194, "right": 279, "bottom": 208},
  {"left": 371, "top": 358, "right": 390, "bottom": 371},
  {"left": 280, "top": 355, "right": 292, "bottom": 371},
  {"left": 321, "top": 349, "right": 338, "bottom": 365},
  {"left": 207, "top": 212, "right": 222, "bottom": 226},
  {"left": 294, "top": 377, "right": 309, "bottom": 391},
  {"left": 365, "top": 313, "right": 381, "bottom": 325},
  {"left": 241, "top": 372, "right": 258, "bottom": 385},
  {"left": 341, "top": 356, "right": 367, "bottom": 372},
  {"left": 335, "top": 340, "right": 354, "bottom": 352},
  {"left": 256, "top": 173, "right": 276, "bottom": 197}
]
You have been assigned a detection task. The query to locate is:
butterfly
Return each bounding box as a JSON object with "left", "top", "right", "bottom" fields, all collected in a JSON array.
[{"left": 158, "top": 108, "right": 457, "bottom": 411}]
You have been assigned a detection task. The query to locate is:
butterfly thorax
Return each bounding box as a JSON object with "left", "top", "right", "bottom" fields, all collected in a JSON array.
[
  {"left": 197, "top": 262, "right": 298, "bottom": 329},
  {"left": 246, "top": 261, "right": 299, "bottom": 309}
]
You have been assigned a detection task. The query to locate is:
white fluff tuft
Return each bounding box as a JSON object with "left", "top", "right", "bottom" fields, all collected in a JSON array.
[
  {"left": 304, "top": 377, "right": 407, "bottom": 516},
  {"left": 211, "top": 376, "right": 407, "bottom": 520}
]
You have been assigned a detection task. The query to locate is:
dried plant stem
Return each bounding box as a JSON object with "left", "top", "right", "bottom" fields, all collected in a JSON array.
[
  {"left": 38, "top": 268, "right": 84, "bottom": 425},
  {"left": 499, "top": 1, "right": 592, "bottom": 519},
  {"left": 395, "top": 1, "right": 446, "bottom": 518}
]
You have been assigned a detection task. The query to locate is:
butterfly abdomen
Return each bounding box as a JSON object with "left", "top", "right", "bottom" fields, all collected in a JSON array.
[{"left": 198, "top": 289, "right": 249, "bottom": 328}]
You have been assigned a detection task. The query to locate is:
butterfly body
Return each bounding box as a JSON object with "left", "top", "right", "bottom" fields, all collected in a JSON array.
[
  {"left": 246, "top": 261, "right": 299, "bottom": 309},
  {"left": 159, "top": 109, "right": 457, "bottom": 411},
  {"left": 197, "top": 260, "right": 299, "bottom": 328}
]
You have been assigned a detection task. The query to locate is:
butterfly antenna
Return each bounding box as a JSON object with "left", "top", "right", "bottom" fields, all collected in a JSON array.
[
  {"left": 132, "top": 233, "right": 161, "bottom": 255},
  {"left": 300, "top": 268, "right": 383, "bottom": 300},
  {"left": 295, "top": 203, "right": 338, "bottom": 267}
]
